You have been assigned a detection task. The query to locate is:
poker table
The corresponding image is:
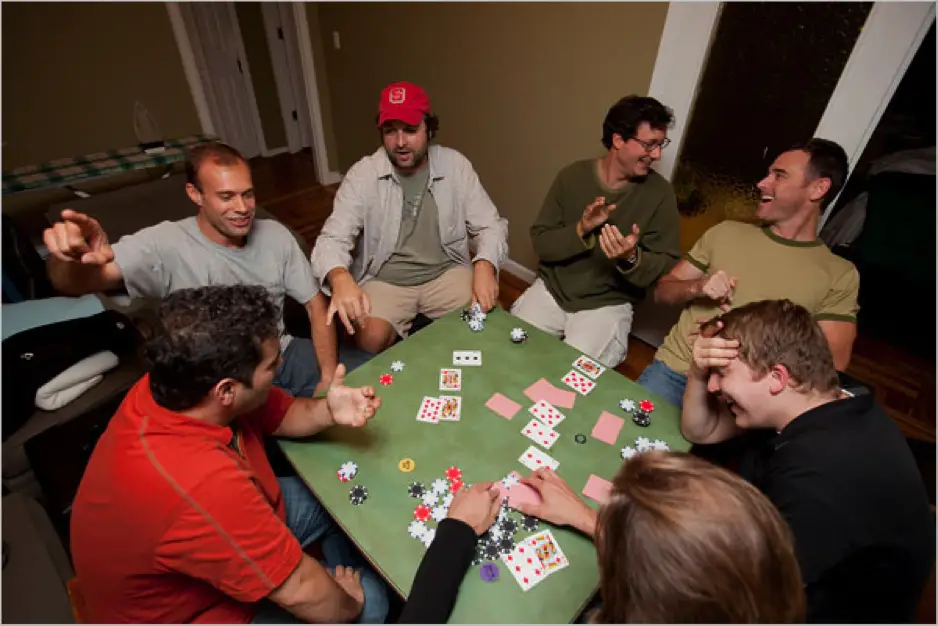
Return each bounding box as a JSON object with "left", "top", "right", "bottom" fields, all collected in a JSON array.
[{"left": 279, "top": 307, "right": 690, "bottom": 623}]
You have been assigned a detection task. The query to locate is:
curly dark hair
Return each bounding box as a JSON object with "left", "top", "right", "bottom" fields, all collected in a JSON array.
[
  {"left": 146, "top": 285, "right": 280, "bottom": 411},
  {"left": 788, "top": 138, "right": 849, "bottom": 207},
  {"left": 602, "top": 95, "right": 675, "bottom": 150}
]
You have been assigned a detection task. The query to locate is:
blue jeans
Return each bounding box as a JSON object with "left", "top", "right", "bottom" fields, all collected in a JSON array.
[
  {"left": 637, "top": 360, "right": 688, "bottom": 409},
  {"left": 274, "top": 338, "right": 374, "bottom": 398},
  {"left": 252, "top": 477, "right": 390, "bottom": 624}
]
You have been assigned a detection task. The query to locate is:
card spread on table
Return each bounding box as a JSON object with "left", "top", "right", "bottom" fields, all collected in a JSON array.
[
  {"left": 439, "top": 396, "right": 462, "bottom": 421},
  {"left": 591, "top": 411, "right": 624, "bottom": 445},
  {"left": 521, "top": 418, "right": 559, "bottom": 450},
  {"left": 485, "top": 393, "right": 521, "bottom": 420},
  {"left": 572, "top": 354, "right": 606, "bottom": 379},
  {"left": 518, "top": 445, "right": 560, "bottom": 471},
  {"left": 439, "top": 368, "right": 462, "bottom": 391},
  {"left": 528, "top": 530, "right": 570, "bottom": 574},
  {"left": 561, "top": 369, "right": 596, "bottom": 395},
  {"left": 501, "top": 541, "right": 547, "bottom": 591},
  {"left": 416, "top": 396, "right": 442, "bottom": 423},
  {"left": 453, "top": 350, "right": 482, "bottom": 367},
  {"left": 528, "top": 400, "right": 566, "bottom": 428},
  {"left": 523, "top": 378, "right": 576, "bottom": 409},
  {"left": 582, "top": 474, "right": 614, "bottom": 504}
]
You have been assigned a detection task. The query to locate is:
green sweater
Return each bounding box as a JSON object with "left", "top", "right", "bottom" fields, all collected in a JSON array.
[{"left": 531, "top": 159, "right": 680, "bottom": 312}]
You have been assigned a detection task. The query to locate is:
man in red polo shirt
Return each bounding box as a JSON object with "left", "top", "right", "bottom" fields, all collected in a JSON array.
[{"left": 70, "top": 285, "right": 390, "bottom": 623}]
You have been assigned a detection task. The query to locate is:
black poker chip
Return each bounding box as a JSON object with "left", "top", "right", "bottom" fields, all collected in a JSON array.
[
  {"left": 574, "top": 433, "right": 587, "bottom": 444},
  {"left": 407, "top": 481, "right": 426, "bottom": 498},
  {"left": 349, "top": 485, "right": 368, "bottom": 505},
  {"left": 521, "top": 515, "right": 539, "bottom": 532},
  {"left": 632, "top": 411, "right": 651, "bottom": 427},
  {"left": 498, "top": 537, "right": 515, "bottom": 555},
  {"left": 483, "top": 541, "right": 501, "bottom": 560},
  {"left": 471, "top": 544, "right": 485, "bottom": 566},
  {"left": 499, "top": 518, "right": 519, "bottom": 535},
  {"left": 479, "top": 530, "right": 497, "bottom": 547}
]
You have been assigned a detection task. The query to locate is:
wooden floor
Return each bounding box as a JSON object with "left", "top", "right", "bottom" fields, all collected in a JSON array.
[{"left": 252, "top": 150, "right": 934, "bottom": 440}]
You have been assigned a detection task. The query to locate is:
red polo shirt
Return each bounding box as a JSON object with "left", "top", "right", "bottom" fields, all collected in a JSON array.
[{"left": 70, "top": 375, "right": 304, "bottom": 623}]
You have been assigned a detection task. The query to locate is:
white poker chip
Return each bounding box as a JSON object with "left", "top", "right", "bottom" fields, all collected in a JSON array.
[
  {"left": 619, "top": 399, "right": 636, "bottom": 412},
  {"left": 468, "top": 318, "right": 485, "bottom": 332},
  {"left": 430, "top": 478, "right": 449, "bottom": 495},
  {"left": 635, "top": 436, "right": 653, "bottom": 452},
  {"left": 422, "top": 527, "right": 436, "bottom": 548},
  {"left": 431, "top": 505, "right": 448, "bottom": 522},
  {"left": 441, "top": 493, "right": 454, "bottom": 508},
  {"left": 337, "top": 461, "right": 358, "bottom": 482},
  {"left": 652, "top": 439, "right": 671, "bottom": 451},
  {"left": 408, "top": 520, "right": 428, "bottom": 540},
  {"left": 469, "top": 303, "right": 487, "bottom": 320},
  {"left": 421, "top": 491, "right": 438, "bottom": 507},
  {"left": 620, "top": 445, "right": 638, "bottom": 460},
  {"left": 390, "top": 360, "right": 405, "bottom": 372},
  {"left": 510, "top": 327, "right": 527, "bottom": 342},
  {"left": 501, "top": 473, "right": 520, "bottom": 488},
  {"left": 488, "top": 525, "right": 504, "bottom": 541}
]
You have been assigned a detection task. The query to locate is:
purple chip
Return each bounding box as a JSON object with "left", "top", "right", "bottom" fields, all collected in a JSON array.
[{"left": 480, "top": 562, "right": 500, "bottom": 582}]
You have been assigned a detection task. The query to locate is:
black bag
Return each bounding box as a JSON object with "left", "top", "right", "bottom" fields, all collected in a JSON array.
[{"left": 2, "top": 215, "right": 55, "bottom": 303}]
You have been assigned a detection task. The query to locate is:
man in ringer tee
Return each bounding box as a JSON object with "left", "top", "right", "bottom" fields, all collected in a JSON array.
[
  {"left": 70, "top": 285, "right": 389, "bottom": 624},
  {"left": 640, "top": 139, "right": 860, "bottom": 408},
  {"left": 510, "top": 95, "right": 681, "bottom": 367}
]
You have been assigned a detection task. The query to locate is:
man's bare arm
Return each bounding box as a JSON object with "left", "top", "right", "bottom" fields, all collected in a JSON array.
[
  {"left": 817, "top": 320, "right": 856, "bottom": 372},
  {"left": 681, "top": 365, "right": 741, "bottom": 444},
  {"left": 46, "top": 256, "right": 124, "bottom": 296},
  {"left": 654, "top": 259, "right": 708, "bottom": 306},
  {"left": 307, "top": 294, "right": 339, "bottom": 389},
  {"left": 268, "top": 554, "right": 361, "bottom": 623}
]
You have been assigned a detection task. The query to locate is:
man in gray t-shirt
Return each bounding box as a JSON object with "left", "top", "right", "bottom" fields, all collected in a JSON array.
[{"left": 43, "top": 143, "right": 371, "bottom": 396}]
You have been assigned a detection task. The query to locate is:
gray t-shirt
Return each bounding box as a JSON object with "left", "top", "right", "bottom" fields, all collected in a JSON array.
[{"left": 112, "top": 217, "right": 316, "bottom": 348}]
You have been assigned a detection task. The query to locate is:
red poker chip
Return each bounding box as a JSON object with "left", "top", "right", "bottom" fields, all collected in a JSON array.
[
  {"left": 450, "top": 479, "right": 464, "bottom": 493},
  {"left": 639, "top": 400, "right": 655, "bottom": 413},
  {"left": 379, "top": 373, "right": 393, "bottom": 386},
  {"left": 414, "top": 504, "right": 431, "bottom": 522},
  {"left": 337, "top": 471, "right": 351, "bottom": 482},
  {"left": 445, "top": 466, "right": 462, "bottom": 482}
]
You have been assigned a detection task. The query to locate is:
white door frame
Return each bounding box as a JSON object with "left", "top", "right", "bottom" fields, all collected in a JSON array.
[{"left": 261, "top": 2, "right": 312, "bottom": 155}]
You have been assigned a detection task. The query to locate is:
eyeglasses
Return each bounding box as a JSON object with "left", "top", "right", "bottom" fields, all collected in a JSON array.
[{"left": 630, "top": 136, "right": 671, "bottom": 152}]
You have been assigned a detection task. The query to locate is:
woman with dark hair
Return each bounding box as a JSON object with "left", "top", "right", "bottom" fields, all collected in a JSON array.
[{"left": 519, "top": 451, "right": 805, "bottom": 623}]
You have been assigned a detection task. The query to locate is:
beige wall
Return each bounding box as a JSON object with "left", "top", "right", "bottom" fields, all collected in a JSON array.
[
  {"left": 311, "top": 2, "right": 668, "bottom": 269},
  {"left": 2, "top": 2, "right": 201, "bottom": 170},
  {"left": 236, "top": 3, "right": 287, "bottom": 151}
]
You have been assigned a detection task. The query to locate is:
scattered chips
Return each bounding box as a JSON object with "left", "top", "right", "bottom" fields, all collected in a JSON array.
[
  {"left": 510, "top": 327, "right": 528, "bottom": 343},
  {"left": 408, "top": 481, "right": 426, "bottom": 498},
  {"left": 468, "top": 318, "right": 484, "bottom": 332},
  {"left": 483, "top": 541, "right": 501, "bottom": 560},
  {"left": 462, "top": 305, "right": 487, "bottom": 332},
  {"left": 480, "top": 562, "right": 500, "bottom": 582},
  {"left": 635, "top": 436, "right": 653, "bottom": 452},
  {"left": 498, "top": 537, "right": 515, "bottom": 555},
  {"left": 398, "top": 458, "right": 416, "bottom": 473},
  {"left": 408, "top": 520, "right": 428, "bottom": 540},
  {"left": 445, "top": 466, "right": 463, "bottom": 482},
  {"left": 422, "top": 527, "right": 436, "bottom": 548},
  {"left": 379, "top": 373, "right": 394, "bottom": 386},
  {"left": 441, "top": 493, "right": 454, "bottom": 508},
  {"left": 349, "top": 485, "right": 368, "bottom": 505},
  {"left": 390, "top": 360, "right": 405, "bottom": 372},
  {"left": 620, "top": 445, "right": 638, "bottom": 460},
  {"left": 431, "top": 505, "right": 448, "bottom": 522},
  {"left": 414, "top": 504, "right": 432, "bottom": 522},
  {"left": 652, "top": 439, "right": 671, "bottom": 451},
  {"left": 521, "top": 515, "right": 539, "bottom": 532},
  {"left": 574, "top": 433, "right": 587, "bottom": 444},
  {"left": 421, "top": 491, "right": 438, "bottom": 508},
  {"left": 337, "top": 461, "right": 358, "bottom": 482},
  {"left": 619, "top": 398, "right": 636, "bottom": 412},
  {"left": 450, "top": 479, "right": 464, "bottom": 493},
  {"left": 639, "top": 399, "right": 655, "bottom": 413},
  {"left": 499, "top": 518, "right": 519, "bottom": 535},
  {"left": 430, "top": 478, "right": 449, "bottom": 495}
]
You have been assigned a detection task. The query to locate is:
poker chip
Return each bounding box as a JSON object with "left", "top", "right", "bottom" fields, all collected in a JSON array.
[
  {"left": 390, "top": 360, "right": 405, "bottom": 372},
  {"left": 487, "top": 525, "right": 504, "bottom": 542},
  {"left": 635, "top": 436, "right": 652, "bottom": 452},
  {"left": 639, "top": 399, "right": 655, "bottom": 413},
  {"left": 445, "top": 466, "right": 463, "bottom": 482},
  {"left": 521, "top": 515, "right": 539, "bottom": 532},
  {"left": 472, "top": 545, "right": 485, "bottom": 566},
  {"left": 430, "top": 478, "right": 449, "bottom": 495},
  {"left": 498, "top": 537, "right": 515, "bottom": 555},
  {"left": 468, "top": 318, "right": 485, "bottom": 332},
  {"left": 652, "top": 439, "right": 671, "bottom": 451},
  {"left": 441, "top": 493, "right": 454, "bottom": 508},
  {"left": 619, "top": 398, "right": 636, "bottom": 412},
  {"left": 414, "top": 504, "right": 432, "bottom": 522},
  {"left": 469, "top": 302, "right": 487, "bottom": 320},
  {"left": 449, "top": 479, "right": 464, "bottom": 493},
  {"left": 349, "top": 485, "right": 368, "bottom": 505},
  {"left": 408, "top": 481, "right": 426, "bottom": 498},
  {"left": 408, "top": 520, "right": 428, "bottom": 540},
  {"left": 501, "top": 473, "right": 520, "bottom": 488},
  {"left": 431, "top": 505, "right": 448, "bottom": 522},
  {"left": 632, "top": 411, "right": 651, "bottom": 427},
  {"left": 574, "top": 433, "right": 587, "bottom": 444},
  {"left": 483, "top": 541, "right": 501, "bottom": 560},
  {"left": 379, "top": 373, "right": 393, "bottom": 386},
  {"left": 499, "top": 518, "right": 519, "bottom": 535},
  {"left": 422, "top": 528, "right": 436, "bottom": 548},
  {"left": 337, "top": 461, "right": 358, "bottom": 482},
  {"left": 620, "top": 445, "right": 638, "bottom": 460},
  {"left": 398, "top": 458, "right": 416, "bottom": 473},
  {"left": 480, "top": 562, "right": 500, "bottom": 582},
  {"left": 421, "top": 491, "right": 438, "bottom": 508},
  {"left": 510, "top": 327, "right": 528, "bottom": 343}
]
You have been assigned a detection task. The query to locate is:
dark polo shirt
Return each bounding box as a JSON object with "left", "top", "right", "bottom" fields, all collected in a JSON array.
[{"left": 737, "top": 394, "right": 934, "bottom": 623}]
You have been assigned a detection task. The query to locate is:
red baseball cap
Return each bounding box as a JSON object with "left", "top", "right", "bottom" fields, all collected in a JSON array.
[{"left": 378, "top": 81, "right": 431, "bottom": 127}]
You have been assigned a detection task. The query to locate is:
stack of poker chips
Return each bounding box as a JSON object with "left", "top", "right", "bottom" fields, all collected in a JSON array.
[
  {"left": 510, "top": 327, "right": 528, "bottom": 343},
  {"left": 461, "top": 303, "right": 486, "bottom": 332}
]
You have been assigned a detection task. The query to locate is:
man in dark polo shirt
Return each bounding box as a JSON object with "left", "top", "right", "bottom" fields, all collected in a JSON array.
[
  {"left": 681, "top": 299, "right": 933, "bottom": 623},
  {"left": 70, "top": 285, "right": 389, "bottom": 624}
]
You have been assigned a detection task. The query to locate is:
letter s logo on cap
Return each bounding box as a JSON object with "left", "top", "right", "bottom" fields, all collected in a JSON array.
[{"left": 389, "top": 87, "right": 406, "bottom": 104}]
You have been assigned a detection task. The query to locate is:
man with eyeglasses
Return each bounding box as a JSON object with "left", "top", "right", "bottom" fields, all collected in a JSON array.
[{"left": 511, "top": 95, "right": 681, "bottom": 368}]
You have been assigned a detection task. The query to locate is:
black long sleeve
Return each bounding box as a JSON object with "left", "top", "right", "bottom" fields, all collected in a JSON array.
[{"left": 398, "top": 518, "right": 478, "bottom": 624}]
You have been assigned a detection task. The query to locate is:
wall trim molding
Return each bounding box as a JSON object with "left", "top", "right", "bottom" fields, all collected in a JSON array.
[{"left": 501, "top": 258, "right": 536, "bottom": 284}]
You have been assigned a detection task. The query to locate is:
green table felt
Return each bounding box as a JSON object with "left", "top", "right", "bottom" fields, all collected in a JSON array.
[{"left": 279, "top": 307, "right": 690, "bottom": 623}]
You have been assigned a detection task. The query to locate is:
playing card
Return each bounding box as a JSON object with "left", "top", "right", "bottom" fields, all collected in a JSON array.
[
  {"left": 582, "top": 474, "right": 614, "bottom": 504},
  {"left": 572, "top": 354, "right": 606, "bottom": 379},
  {"left": 416, "top": 396, "right": 442, "bottom": 423},
  {"left": 591, "top": 411, "right": 624, "bottom": 445},
  {"left": 526, "top": 530, "right": 570, "bottom": 574},
  {"left": 439, "top": 396, "right": 462, "bottom": 421},
  {"left": 521, "top": 418, "right": 560, "bottom": 450},
  {"left": 528, "top": 400, "right": 566, "bottom": 428},
  {"left": 501, "top": 542, "right": 548, "bottom": 591},
  {"left": 518, "top": 445, "right": 560, "bottom": 471},
  {"left": 452, "top": 350, "right": 482, "bottom": 366},
  {"left": 439, "top": 368, "right": 462, "bottom": 391},
  {"left": 497, "top": 471, "right": 543, "bottom": 509},
  {"left": 562, "top": 369, "right": 596, "bottom": 395},
  {"left": 485, "top": 393, "right": 522, "bottom": 420}
]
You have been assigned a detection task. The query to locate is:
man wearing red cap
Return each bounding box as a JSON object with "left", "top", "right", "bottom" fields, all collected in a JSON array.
[{"left": 312, "top": 82, "right": 508, "bottom": 354}]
